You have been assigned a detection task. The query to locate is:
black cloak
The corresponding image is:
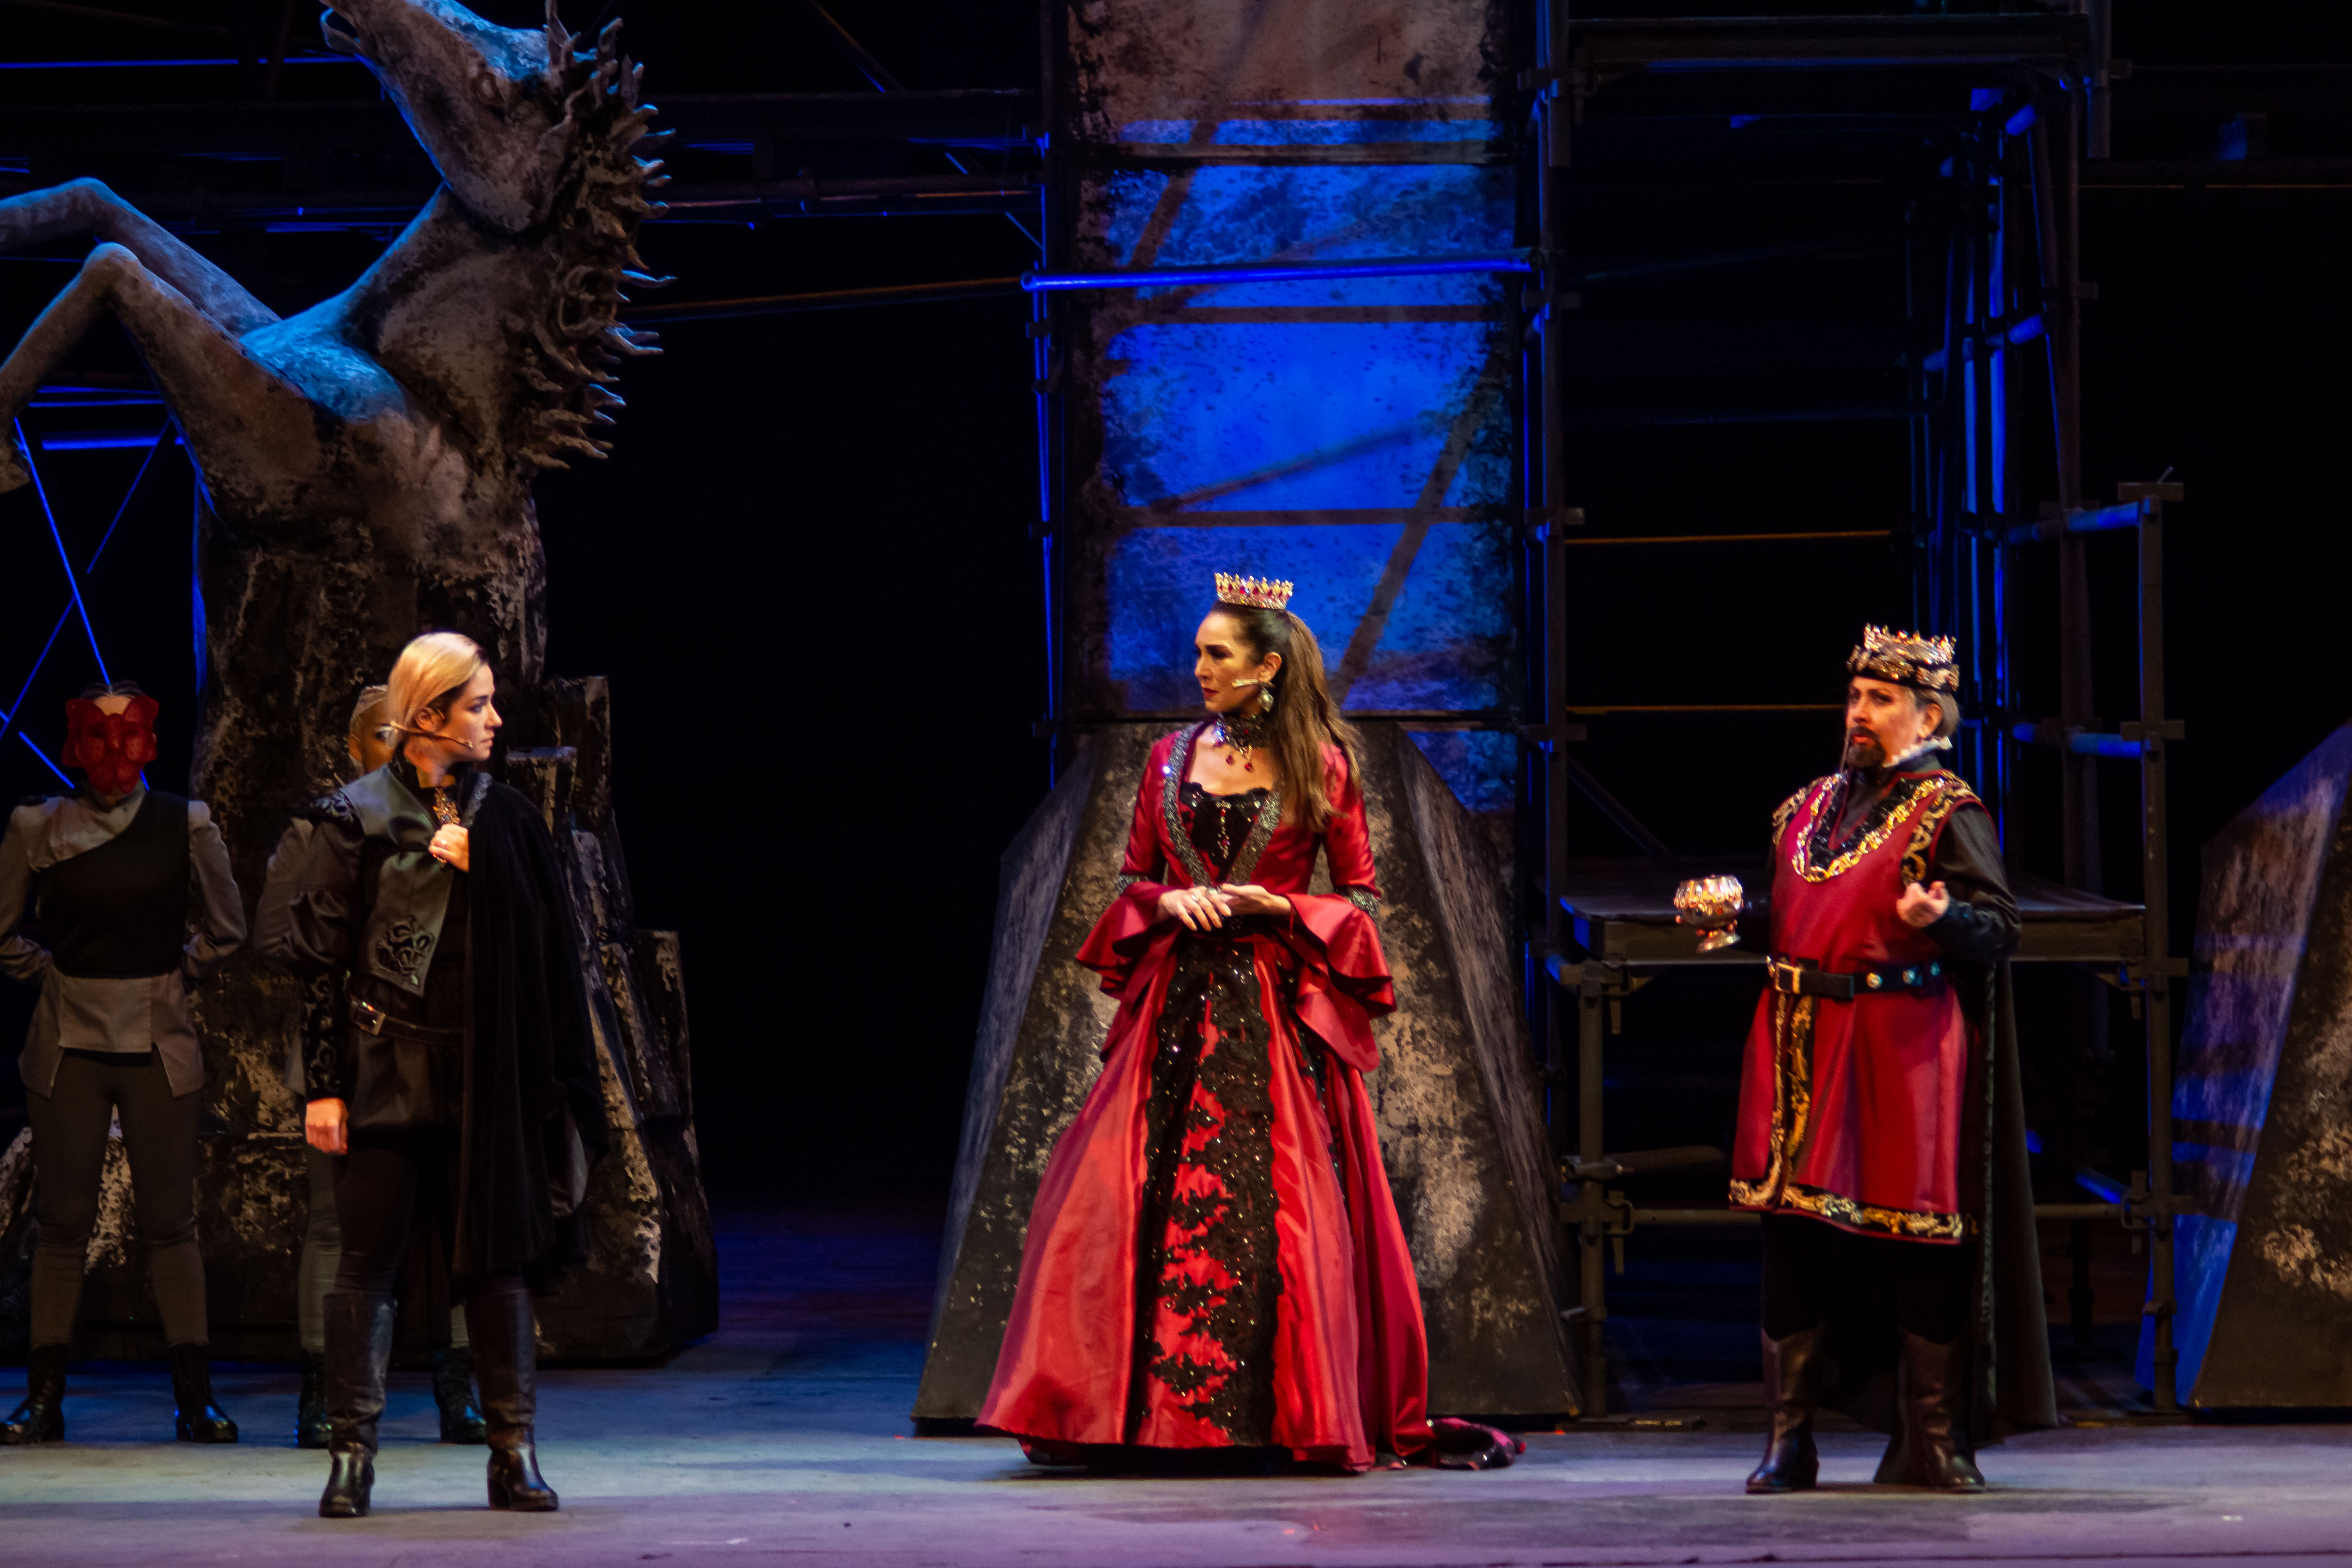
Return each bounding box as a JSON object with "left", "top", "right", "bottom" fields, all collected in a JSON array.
[{"left": 458, "top": 781, "right": 611, "bottom": 1289}]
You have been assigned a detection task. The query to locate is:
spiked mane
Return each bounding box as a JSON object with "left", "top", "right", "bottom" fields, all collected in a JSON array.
[{"left": 517, "top": 7, "right": 670, "bottom": 473}]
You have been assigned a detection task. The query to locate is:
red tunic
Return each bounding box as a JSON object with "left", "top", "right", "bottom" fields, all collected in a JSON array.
[
  {"left": 1729, "top": 769, "right": 1987, "bottom": 1243},
  {"left": 978, "top": 725, "right": 1430, "bottom": 1472}
]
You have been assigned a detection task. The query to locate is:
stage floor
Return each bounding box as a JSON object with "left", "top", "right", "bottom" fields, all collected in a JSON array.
[{"left": 5, "top": 1206, "right": 2351, "bottom": 1568}]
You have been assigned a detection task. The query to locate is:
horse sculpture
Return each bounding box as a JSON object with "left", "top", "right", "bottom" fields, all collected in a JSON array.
[
  {"left": 0, "top": 0, "right": 665, "bottom": 859},
  {"left": 0, "top": 0, "right": 717, "bottom": 1359}
]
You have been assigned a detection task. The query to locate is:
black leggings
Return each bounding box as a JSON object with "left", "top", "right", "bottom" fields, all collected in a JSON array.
[
  {"left": 1761, "top": 1213, "right": 1975, "bottom": 1344},
  {"left": 329, "top": 1128, "right": 513, "bottom": 1299},
  {"left": 25, "top": 1047, "right": 207, "bottom": 1348}
]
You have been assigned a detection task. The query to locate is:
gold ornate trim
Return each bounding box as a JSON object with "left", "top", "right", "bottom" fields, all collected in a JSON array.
[
  {"left": 1900, "top": 778, "right": 1981, "bottom": 885},
  {"left": 1789, "top": 772, "right": 1963, "bottom": 883},
  {"left": 1734, "top": 991, "right": 1816, "bottom": 1212},
  {"left": 1733, "top": 1182, "right": 1973, "bottom": 1242},
  {"left": 1771, "top": 993, "right": 1812, "bottom": 1199},
  {"left": 1771, "top": 785, "right": 1808, "bottom": 841}
]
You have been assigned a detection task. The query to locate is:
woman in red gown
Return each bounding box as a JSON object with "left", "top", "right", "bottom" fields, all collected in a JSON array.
[{"left": 979, "top": 573, "right": 1517, "bottom": 1474}]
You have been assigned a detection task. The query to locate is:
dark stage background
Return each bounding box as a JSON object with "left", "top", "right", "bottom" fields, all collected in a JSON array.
[{"left": 0, "top": 2, "right": 2347, "bottom": 1211}]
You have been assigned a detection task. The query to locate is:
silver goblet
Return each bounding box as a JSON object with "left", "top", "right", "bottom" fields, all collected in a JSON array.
[{"left": 1673, "top": 875, "right": 1746, "bottom": 953}]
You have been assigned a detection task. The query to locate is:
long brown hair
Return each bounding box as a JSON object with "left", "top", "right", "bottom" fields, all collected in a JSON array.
[{"left": 1208, "top": 603, "right": 1361, "bottom": 829}]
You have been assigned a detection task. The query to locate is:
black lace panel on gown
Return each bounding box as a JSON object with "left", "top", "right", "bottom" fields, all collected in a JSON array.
[
  {"left": 1126, "top": 784, "right": 1285, "bottom": 1448},
  {"left": 1175, "top": 781, "right": 1263, "bottom": 883}
]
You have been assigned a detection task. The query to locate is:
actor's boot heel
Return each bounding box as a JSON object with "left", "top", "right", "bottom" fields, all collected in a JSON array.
[
  {"left": 319, "top": 1446, "right": 375, "bottom": 1518},
  {"left": 1746, "top": 1324, "right": 1825, "bottom": 1494},
  {"left": 486, "top": 1434, "right": 559, "bottom": 1511},
  {"left": 0, "top": 1344, "right": 67, "bottom": 1445},
  {"left": 168, "top": 1343, "right": 239, "bottom": 1443}
]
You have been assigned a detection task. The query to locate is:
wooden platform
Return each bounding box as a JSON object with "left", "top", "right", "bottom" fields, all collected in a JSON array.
[{"left": 1556, "top": 857, "right": 2145, "bottom": 967}]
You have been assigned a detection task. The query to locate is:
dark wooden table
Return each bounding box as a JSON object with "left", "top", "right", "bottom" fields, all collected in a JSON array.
[{"left": 1554, "top": 856, "right": 2144, "bottom": 967}]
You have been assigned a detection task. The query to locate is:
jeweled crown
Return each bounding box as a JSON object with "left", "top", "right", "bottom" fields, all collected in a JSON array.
[
  {"left": 1848, "top": 624, "right": 1959, "bottom": 693},
  {"left": 1215, "top": 572, "right": 1294, "bottom": 611}
]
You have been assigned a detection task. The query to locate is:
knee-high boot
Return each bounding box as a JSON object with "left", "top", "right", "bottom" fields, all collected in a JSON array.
[
  {"left": 0, "top": 1345, "right": 68, "bottom": 1444},
  {"left": 1874, "top": 1330, "right": 1987, "bottom": 1492},
  {"left": 168, "top": 1343, "right": 238, "bottom": 1442},
  {"left": 468, "top": 1281, "right": 557, "bottom": 1512},
  {"left": 294, "top": 1351, "right": 331, "bottom": 1449},
  {"left": 319, "top": 1292, "right": 394, "bottom": 1519},
  {"left": 1745, "top": 1324, "right": 1824, "bottom": 1494},
  {"left": 434, "top": 1347, "right": 487, "bottom": 1444}
]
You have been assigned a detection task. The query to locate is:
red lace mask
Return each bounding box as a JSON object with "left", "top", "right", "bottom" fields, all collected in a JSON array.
[{"left": 63, "top": 695, "right": 160, "bottom": 795}]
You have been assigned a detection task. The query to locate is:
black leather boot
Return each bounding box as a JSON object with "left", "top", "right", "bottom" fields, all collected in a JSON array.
[
  {"left": 1879, "top": 1329, "right": 1986, "bottom": 1492},
  {"left": 320, "top": 1291, "right": 394, "bottom": 1519},
  {"left": 295, "top": 1350, "right": 332, "bottom": 1449},
  {"left": 321, "top": 1444, "right": 375, "bottom": 1518},
  {"left": 434, "top": 1346, "right": 487, "bottom": 1444},
  {"left": 0, "top": 1344, "right": 67, "bottom": 1445},
  {"left": 1746, "top": 1323, "right": 1824, "bottom": 1494},
  {"left": 468, "top": 1282, "right": 557, "bottom": 1511},
  {"left": 169, "top": 1343, "right": 239, "bottom": 1443}
]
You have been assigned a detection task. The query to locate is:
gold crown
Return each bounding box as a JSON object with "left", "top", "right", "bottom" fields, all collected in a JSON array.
[
  {"left": 1848, "top": 624, "right": 1959, "bottom": 693},
  {"left": 1215, "top": 572, "right": 1294, "bottom": 611}
]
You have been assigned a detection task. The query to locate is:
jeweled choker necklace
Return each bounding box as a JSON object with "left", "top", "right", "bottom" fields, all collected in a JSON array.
[{"left": 1212, "top": 706, "right": 1270, "bottom": 772}]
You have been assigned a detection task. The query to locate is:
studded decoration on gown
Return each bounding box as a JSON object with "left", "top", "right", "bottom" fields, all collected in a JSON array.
[{"left": 1124, "top": 785, "right": 1291, "bottom": 1445}]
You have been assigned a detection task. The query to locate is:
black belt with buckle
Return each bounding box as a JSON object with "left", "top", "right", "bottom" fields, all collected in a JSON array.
[
  {"left": 1768, "top": 956, "right": 1945, "bottom": 1001},
  {"left": 349, "top": 997, "right": 463, "bottom": 1046}
]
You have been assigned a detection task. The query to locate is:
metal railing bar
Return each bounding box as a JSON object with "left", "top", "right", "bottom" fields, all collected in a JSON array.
[{"left": 1562, "top": 529, "right": 1894, "bottom": 545}]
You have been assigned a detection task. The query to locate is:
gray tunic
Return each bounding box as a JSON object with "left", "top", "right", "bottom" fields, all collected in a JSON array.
[{"left": 0, "top": 789, "right": 247, "bottom": 1097}]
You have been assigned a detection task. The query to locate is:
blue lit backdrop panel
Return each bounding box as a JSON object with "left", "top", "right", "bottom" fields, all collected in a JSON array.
[
  {"left": 1106, "top": 524, "right": 1511, "bottom": 713},
  {"left": 1064, "top": 78, "right": 1519, "bottom": 817}
]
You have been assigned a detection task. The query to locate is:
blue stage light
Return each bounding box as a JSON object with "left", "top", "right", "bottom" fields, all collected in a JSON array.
[
  {"left": 1023, "top": 251, "right": 1534, "bottom": 292},
  {"left": 16, "top": 733, "right": 71, "bottom": 786},
  {"left": 34, "top": 431, "right": 171, "bottom": 450},
  {"left": 14, "top": 419, "right": 108, "bottom": 686},
  {"left": 0, "top": 56, "right": 350, "bottom": 71},
  {"left": 2074, "top": 1167, "right": 2128, "bottom": 1204}
]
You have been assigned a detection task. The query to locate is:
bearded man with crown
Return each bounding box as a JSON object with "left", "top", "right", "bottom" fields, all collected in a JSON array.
[
  {"left": 1693, "top": 627, "right": 2053, "bottom": 1495},
  {"left": 977, "top": 572, "right": 1519, "bottom": 1476}
]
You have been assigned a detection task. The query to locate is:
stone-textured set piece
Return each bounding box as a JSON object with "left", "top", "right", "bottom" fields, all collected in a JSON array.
[{"left": 2164, "top": 720, "right": 2352, "bottom": 1405}]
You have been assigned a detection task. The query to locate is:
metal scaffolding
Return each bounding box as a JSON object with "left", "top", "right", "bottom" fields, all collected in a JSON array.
[{"left": 1519, "top": 9, "right": 2188, "bottom": 1419}]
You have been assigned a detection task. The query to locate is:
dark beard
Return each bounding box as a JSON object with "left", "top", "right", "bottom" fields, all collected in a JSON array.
[{"left": 1842, "top": 733, "right": 1885, "bottom": 770}]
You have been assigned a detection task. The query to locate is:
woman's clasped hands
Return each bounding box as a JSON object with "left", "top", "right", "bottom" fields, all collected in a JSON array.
[{"left": 1157, "top": 883, "right": 1292, "bottom": 930}]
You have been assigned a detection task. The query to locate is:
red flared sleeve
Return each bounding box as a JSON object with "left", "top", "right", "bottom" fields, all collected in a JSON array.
[
  {"left": 1282, "top": 747, "right": 1396, "bottom": 1076},
  {"left": 1075, "top": 732, "right": 1188, "bottom": 1002}
]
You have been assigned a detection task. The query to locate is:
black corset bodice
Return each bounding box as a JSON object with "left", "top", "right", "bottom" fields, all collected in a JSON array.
[{"left": 1177, "top": 782, "right": 1270, "bottom": 884}]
